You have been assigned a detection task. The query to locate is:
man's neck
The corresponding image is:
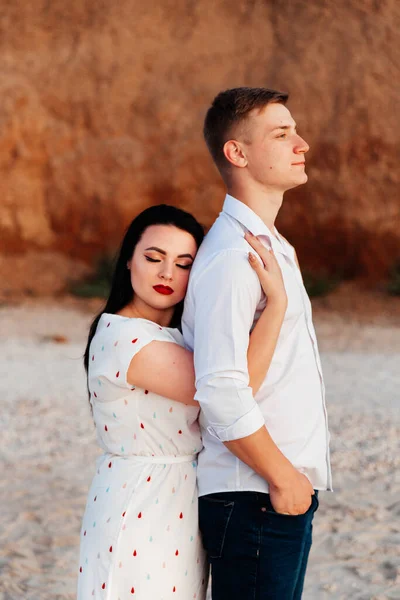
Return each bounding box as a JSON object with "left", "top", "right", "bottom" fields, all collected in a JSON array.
[{"left": 227, "top": 181, "right": 284, "bottom": 233}]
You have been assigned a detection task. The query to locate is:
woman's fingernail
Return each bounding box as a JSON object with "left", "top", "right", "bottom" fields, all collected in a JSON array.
[{"left": 248, "top": 253, "right": 255, "bottom": 261}]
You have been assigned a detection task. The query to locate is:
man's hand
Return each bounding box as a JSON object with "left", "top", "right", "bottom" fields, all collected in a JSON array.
[{"left": 269, "top": 468, "right": 314, "bottom": 515}]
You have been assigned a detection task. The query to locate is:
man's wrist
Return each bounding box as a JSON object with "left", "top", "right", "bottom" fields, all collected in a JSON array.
[{"left": 265, "top": 461, "right": 297, "bottom": 490}]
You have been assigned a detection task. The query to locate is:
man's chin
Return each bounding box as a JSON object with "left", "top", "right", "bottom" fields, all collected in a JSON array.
[
  {"left": 300, "top": 172, "right": 308, "bottom": 184},
  {"left": 284, "top": 173, "right": 308, "bottom": 191}
]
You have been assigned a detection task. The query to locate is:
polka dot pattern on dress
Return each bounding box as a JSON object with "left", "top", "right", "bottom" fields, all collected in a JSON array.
[{"left": 78, "top": 315, "right": 206, "bottom": 599}]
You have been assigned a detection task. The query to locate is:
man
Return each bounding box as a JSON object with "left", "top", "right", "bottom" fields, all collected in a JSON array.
[{"left": 182, "top": 87, "right": 332, "bottom": 600}]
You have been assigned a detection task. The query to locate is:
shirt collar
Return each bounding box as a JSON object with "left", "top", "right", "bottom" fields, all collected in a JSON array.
[{"left": 222, "top": 194, "right": 288, "bottom": 256}]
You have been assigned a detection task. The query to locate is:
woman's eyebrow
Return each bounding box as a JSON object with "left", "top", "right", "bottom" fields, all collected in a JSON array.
[
  {"left": 144, "top": 247, "right": 194, "bottom": 260},
  {"left": 144, "top": 246, "right": 166, "bottom": 255}
]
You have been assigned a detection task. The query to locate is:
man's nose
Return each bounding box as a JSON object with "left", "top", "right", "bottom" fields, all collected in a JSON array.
[{"left": 294, "top": 135, "right": 309, "bottom": 154}]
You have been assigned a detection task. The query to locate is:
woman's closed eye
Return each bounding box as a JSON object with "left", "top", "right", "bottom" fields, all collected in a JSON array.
[{"left": 145, "top": 255, "right": 192, "bottom": 270}]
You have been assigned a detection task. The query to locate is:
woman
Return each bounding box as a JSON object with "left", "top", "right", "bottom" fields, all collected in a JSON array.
[{"left": 77, "top": 204, "right": 287, "bottom": 599}]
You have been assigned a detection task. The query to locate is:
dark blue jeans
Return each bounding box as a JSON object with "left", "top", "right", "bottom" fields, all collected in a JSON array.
[{"left": 199, "top": 490, "right": 319, "bottom": 600}]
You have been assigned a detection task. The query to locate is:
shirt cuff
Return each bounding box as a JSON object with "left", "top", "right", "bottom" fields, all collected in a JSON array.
[{"left": 206, "top": 404, "right": 265, "bottom": 442}]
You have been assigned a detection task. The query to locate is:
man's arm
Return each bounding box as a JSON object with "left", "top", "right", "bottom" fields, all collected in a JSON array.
[{"left": 193, "top": 249, "right": 314, "bottom": 515}]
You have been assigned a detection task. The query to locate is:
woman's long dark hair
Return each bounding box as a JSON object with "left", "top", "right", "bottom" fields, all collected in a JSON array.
[{"left": 83, "top": 204, "right": 205, "bottom": 378}]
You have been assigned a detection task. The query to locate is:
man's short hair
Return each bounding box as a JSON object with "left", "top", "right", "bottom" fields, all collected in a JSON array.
[{"left": 203, "top": 86, "right": 288, "bottom": 174}]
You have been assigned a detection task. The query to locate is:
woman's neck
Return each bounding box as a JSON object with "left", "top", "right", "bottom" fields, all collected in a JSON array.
[{"left": 117, "top": 299, "right": 174, "bottom": 327}]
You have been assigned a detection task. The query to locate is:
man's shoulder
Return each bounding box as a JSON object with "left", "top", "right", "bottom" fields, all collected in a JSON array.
[
  {"left": 199, "top": 213, "right": 248, "bottom": 257},
  {"left": 190, "top": 237, "right": 257, "bottom": 292}
]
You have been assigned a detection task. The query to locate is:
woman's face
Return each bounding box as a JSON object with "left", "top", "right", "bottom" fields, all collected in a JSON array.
[{"left": 128, "top": 224, "right": 198, "bottom": 314}]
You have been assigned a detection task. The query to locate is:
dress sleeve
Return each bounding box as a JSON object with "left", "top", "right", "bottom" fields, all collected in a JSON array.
[{"left": 113, "top": 319, "right": 176, "bottom": 387}]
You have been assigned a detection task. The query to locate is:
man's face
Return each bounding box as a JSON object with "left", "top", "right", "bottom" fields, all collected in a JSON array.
[{"left": 238, "top": 103, "right": 309, "bottom": 192}]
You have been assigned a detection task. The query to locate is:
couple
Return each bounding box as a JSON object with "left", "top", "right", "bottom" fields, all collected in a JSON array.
[{"left": 77, "top": 86, "right": 332, "bottom": 600}]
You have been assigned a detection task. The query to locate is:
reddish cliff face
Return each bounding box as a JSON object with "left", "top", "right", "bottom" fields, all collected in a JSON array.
[{"left": 1, "top": 0, "right": 399, "bottom": 294}]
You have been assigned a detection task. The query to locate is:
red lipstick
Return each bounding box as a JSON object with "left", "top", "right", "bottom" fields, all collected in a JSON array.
[{"left": 153, "top": 285, "right": 174, "bottom": 295}]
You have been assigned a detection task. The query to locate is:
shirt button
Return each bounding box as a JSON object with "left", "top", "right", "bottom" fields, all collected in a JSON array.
[{"left": 261, "top": 507, "right": 267, "bottom": 512}]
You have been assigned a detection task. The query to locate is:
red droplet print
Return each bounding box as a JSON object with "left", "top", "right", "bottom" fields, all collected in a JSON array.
[
  {"left": 178, "top": 430, "right": 182, "bottom": 434},
  {"left": 122, "top": 511, "right": 126, "bottom": 517},
  {"left": 175, "top": 549, "right": 179, "bottom": 556},
  {"left": 92, "top": 355, "right": 94, "bottom": 361},
  {"left": 83, "top": 530, "right": 86, "bottom": 536},
  {"left": 107, "top": 322, "right": 110, "bottom": 327},
  {"left": 144, "top": 390, "right": 149, "bottom": 395},
  {"left": 109, "top": 545, "right": 112, "bottom": 552},
  {"left": 94, "top": 496, "right": 97, "bottom": 502},
  {"left": 138, "top": 512, "right": 142, "bottom": 519},
  {"left": 179, "top": 512, "right": 183, "bottom": 519},
  {"left": 108, "top": 462, "right": 112, "bottom": 468},
  {"left": 140, "top": 423, "right": 145, "bottom": 429},
  {"left": 104, "top": 425, "right": 108, "bottom": 432},
  {"left": 132, "top": 338, "right": 138, "bottom": 343},
  {"left": 93, "top": 391, "right": 97, "bottom": 398},
  {"left": 102, "top": 583, "right": 106, "bottom": 589},
  {"left": 131, "top": 588, "right": 135, "bottom": 594},
  {"left": 79, "top": 566, "right": 82, "bottom": 573},
  {"left": 133, "top": 549, "right": 137, "bottom": 556},
  {"left": 173, "top": 586, "right": 176, "bottom": 592},
  {"left": 116, "top": 371, "right": 120, "bottom": 378},
  {"left": 147, "top": 476, "right": 151, "bottom": 482}
]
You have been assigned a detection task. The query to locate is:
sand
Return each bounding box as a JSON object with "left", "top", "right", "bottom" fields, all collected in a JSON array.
[{"left": 0, "top": 297, "right": 399, "bottom": 600}]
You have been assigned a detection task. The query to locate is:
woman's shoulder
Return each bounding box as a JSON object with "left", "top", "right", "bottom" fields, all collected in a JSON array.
[
  {"left": 96, "top": 313, "right": 183, "bottom": 346},
  {"left": 88, "top": 314, "right": 184, "bottom": 389}
]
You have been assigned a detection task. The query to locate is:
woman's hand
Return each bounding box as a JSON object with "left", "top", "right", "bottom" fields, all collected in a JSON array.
[{"left": 245, "top": 232, "right": 287, "bottom": 308}]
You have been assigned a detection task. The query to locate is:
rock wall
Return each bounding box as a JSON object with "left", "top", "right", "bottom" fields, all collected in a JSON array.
[{"left": 1, "top": 0, "right": 399, "bottom": 294}]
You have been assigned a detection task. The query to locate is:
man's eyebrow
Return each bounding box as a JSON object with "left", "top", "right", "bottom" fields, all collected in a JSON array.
[
  {"left": 144, "top": 247, "right": 194, "bottom": 260},
  {"left": 271, "top": 123, "right": 297, "bottom": 132}
]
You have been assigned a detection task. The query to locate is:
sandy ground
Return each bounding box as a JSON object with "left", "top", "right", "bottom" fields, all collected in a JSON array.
[{"left": 0, "top": 296, "right": 399, "bottom": 600}]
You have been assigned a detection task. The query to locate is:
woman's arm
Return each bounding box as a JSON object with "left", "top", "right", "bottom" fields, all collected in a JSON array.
[
  {"left": 126, "top": 341, "right": 198, "bottom": 406},
  {"left": 246, "top": 233, "right": 288, "bottom": 395},
  {"left": 247, "top": 298, "right": 286, "bottom": 395},
  {"left": 126, "top": 233, "right": 286, "bottom": 406}
]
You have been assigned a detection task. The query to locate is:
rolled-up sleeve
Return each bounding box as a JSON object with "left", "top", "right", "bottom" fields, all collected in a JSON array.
[{"left": 193, "top": 249, "right": 266, "bottom": 442}]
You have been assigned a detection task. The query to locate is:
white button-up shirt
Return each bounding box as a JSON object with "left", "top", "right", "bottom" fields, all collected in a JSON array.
[{"left": 182, "top": 194, "right": 332, "bottom": 496}]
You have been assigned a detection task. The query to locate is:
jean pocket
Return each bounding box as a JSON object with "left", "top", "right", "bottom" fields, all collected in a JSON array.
[
  {"left": 265, "top": 492, "right": 318, "bottom": 518},
  {"left": 199, "top": 496, "right": 235, "bottom": 559},
  {"left": 312, "top": 491, "right": 319, "bottom": 512}
]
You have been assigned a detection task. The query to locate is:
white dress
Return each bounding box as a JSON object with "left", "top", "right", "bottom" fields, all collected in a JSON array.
[{"left": 77, "top": 314, "right": 208, "bottom": 600}]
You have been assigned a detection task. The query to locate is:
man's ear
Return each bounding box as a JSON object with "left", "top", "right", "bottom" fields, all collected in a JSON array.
[{"left": 223, "top": 140, "right": 248, "bottom": 168}]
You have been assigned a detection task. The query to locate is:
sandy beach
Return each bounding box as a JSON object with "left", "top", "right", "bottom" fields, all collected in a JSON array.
[{"left": 0, "top": 296, "right": 399, "bottom": 600}]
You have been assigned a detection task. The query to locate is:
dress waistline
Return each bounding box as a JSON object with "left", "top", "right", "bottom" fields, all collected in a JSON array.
[{"left": 106, "top": 453, "right": 197, "bottom": 465}]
